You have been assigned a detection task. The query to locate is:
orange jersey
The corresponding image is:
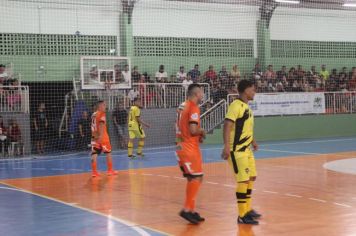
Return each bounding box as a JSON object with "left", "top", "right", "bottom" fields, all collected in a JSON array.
[
  {"left": 176, "top": 100, "right": 201, "bottom": 150},
  {"left": 91, "top": 111, "right": 110, "bottom": 143}
]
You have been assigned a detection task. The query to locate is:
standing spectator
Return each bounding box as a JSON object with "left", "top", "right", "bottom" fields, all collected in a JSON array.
[
  {"left": 113, "top": 103, "right": 128, "bottom": 149},
  {"left": 155, "top": 65, "right": 168, "bottom": 83},
  {"left": 8, "top": 119, "right": 23, "bottom": 155},
  {"left": 327, "top": 69, "right": 338, "bottom": 91},
  {"left": 7, "top": 79, "right": 22, "bottom": 109},
  {"left": 127, "top": 88, "right": 139, "bottom": 106},
  {"left": 276, "top": 66, "right": 288, "bottom": 91},
  {"left": 114, "top": 64, "right": 121, "bottom": 83},
  {"left": 218, "top": 66, "right": 229, "bottom": 80},
  {"left": 339, "top": 67, "right": 349, "bottom": 91},
  {"left": 33, "top": 103, "right": 48, "bottom": 154},
  {"left": 204, "top": 65, "right": 217, "bottom": 84},
  {"left": 296, "top": 65, "right": 305, "bottom": 79},
  {"left": 121, "top": 64, "right": 131, "bottom": 84},
  {"left": 320, "top": 65, "right": 330, "bottom": 83},
  {"left": 0, "top": 116, "right": 9, "bottom": 156},
  {"left": 287, "top": 67, "right": 297, "bottom": 91},
  {"left": 78, "top": 111, "right": 91, "bottom": 150},
  {"left": 188, "top": 64, "right": 201, "bottom": 83},
  {"left": 89, "top": 65, "right": 98, "bottom": 80},
  {"left": 176, "top": 66, "right": 187, "bottom": 82},
  {"left": 349, "top": 68, "right": 356, "bottom": 91},
  {"left": 230, "top": 65, "right": 241, "bottom": 82},
  {"left": 182, "top": 74, "right": 193, "bottom": 90},
  {"left": 307, "top": 66, "right": 318, "bottom": 89},
  {"left": 131, "top": 66, "right": 141, "bottom": 83}
]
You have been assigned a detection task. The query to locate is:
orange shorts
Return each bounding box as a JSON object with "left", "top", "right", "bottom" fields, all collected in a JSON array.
[
  {"left": 91, "top": 141, "right": 112, "bottom": 154},
  {"left": 176, "top": 147, "right": 203, "bottom": 178}
]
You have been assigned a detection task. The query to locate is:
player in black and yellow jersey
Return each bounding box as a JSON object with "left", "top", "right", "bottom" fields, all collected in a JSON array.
[
  {"left": 128, "top": 98, "right": 150, "bottom": 158},
  {"left": 221, "top": 79, "right": 261, "bottom": 225}
]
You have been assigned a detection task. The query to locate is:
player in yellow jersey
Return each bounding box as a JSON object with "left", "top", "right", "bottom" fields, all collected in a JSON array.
[
  {"left": 222, "top": 80, "right": 261, "bottom": 225},
  {"left": 128, "top": 97, "right": 150, "bottom": 158}
]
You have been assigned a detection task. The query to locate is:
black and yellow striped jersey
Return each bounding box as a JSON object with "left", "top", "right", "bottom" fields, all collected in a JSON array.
[{"left": 225, "top": 99, "right": 254, "bottom": 152}]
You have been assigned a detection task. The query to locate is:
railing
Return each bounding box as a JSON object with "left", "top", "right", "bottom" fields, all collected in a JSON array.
[
  {"left": 201, "top": 99, "right": 227, "bottom": 133},
  {"left": 227, "top": 91, "right": 356, "bottom": 116},
  {"left": 0, "top": 86, "right": 30, "bottom": 113}
]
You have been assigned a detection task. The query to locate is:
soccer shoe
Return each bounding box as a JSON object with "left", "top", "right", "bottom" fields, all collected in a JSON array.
[
  {"left": 107, "top": 170, "right": 118, "bottom": 176},
  {"left": 179, "top": 210, "right": 199, "bottom": 225},
  {"left": 92, "top": 172, "right": 100, "bottom": 178},
  {"left": 128, "top": 155, "right": 136, "bottom": 159},
  {"left": 137, "top": 153, "right": 145, "bottom": 158},
  {"left": 193, "top": 212, "right": 205, "bottom": 222},
  {"left": 238, "top": 215, "right": 259, "bottom": 225},
  {"left": 246, "top": 209, "right": 262, "bottom": 219}
]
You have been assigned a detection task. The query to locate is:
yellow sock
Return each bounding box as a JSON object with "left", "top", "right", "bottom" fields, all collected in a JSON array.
[
  {"left": 137, "top": 140, "right": 144, "bottom": 154},
  {"left": 246, "top": 181, "right": 254, "bottom": 212},
  {"left": 236, "top": 183, "right": 248, "bottom": 218},
  {"left": 128, "top": 141, "right": 133, "bottom": 156}
]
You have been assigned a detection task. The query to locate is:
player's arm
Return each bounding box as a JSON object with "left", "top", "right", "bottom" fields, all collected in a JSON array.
[
  {"left": 137, "top": 116, "right": 150, "bottom": 128},
  {"left": 252, "top": 139, "right": 259, "bottom": 151},
  {"left": 79, "top": 123, "right": 84, "bottom": 137},
  {"left": 222, "top": 119, "right": 234, "bottom": 160},
  {"left": 189, "top": 123, "right": 205, "bottom": 137}
]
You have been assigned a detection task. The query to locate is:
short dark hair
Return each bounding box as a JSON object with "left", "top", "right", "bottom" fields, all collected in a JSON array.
[
  {"left": 187, "top": 83, "right": 201, "bottom": 97},
  {"left": 0, "top": 64, "right": 5, "bottom": 68},
  {"left": 194, "top": 64, "right": 199, "bottom": 67},
  {"left": 97, "top": 100, "right": 105, "bottom": 105},
  {"left": 238, "top": 80, "right": 254, "bottom": 94}
]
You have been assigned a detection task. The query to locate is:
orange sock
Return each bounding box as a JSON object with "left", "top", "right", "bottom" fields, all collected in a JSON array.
[
  {"left": 184, "top": 179, "right": 201, "bottom": 211},
  {"left": 91, "top": 160, "right": 97, "bottom": 173},
  {"left": 107, "top": 158, "right": 113, "bottom": 171}
]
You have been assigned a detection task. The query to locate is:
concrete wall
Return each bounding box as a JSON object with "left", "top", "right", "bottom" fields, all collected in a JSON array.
[
  {"left": 0, "top": 113, "right": 31, "bottom": 155},
  {"left": 205, "top": 114, "right": 356, "bottom": 144}
]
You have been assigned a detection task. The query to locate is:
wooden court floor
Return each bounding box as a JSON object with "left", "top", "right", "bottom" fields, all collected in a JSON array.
[{"left": 2, "top": 151, "right": 356, "bottom": 236}]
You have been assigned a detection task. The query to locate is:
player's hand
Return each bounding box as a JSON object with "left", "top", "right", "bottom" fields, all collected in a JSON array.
[
  {"left": 221, "top": 146, "right": 230, "bottom": 160},
  {"left": 252, "top": 140, "right": 259, "bottom": 151}
]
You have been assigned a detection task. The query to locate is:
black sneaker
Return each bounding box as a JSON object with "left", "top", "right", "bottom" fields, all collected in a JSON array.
[
  {"left": 246, "top": 209, "right": 262, "bottom": 219},
  {"left": 237, "top": 215, "right": 259, "bottom": 225},
  {"left": 137, "top": 153, "right": 144, "bottom": 158},
  {"left": 193, "top": 212, "right": 205, "bottom": 222},
  {"left": 179, "top": 210, "right": 199, "bottom": 224}
]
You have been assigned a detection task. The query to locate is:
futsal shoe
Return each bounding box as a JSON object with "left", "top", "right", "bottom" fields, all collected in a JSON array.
[
  {"left": 128, "top": 155, "right": 136, "bottom": 159},
  {"left": 107, "top": 170, "right": 118, "bottom": 176},
  {"left": 137, "top": 153, "right": 145, "bottom": 158},
  {"left": 193, "top": 212, "right": 205, "bottom": 222},
  {"left": 179, "top": 210, "right": 199, "bottom": 225},
  {"left": 92, "top": 172, "right": 100, "bottom": 178},
  {"left": 246, "top": 209, "right": 262, "bottom": 219},
  {"left": 238, "top": 215, "right": 259, "bottom": 225}
]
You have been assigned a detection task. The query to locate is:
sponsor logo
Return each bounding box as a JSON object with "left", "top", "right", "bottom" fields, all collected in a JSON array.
[
  {"left": 313, "top": 97, "right": 322, "bottom": 108},
  {"left": 249, "top": 101, "right": 258, "bottom": 111},
  {"left": 245, "top": 168, "right": 249, "bottom": 174},
  {"left": 191, "top": 113, "right": 199, "bottom": 120}
]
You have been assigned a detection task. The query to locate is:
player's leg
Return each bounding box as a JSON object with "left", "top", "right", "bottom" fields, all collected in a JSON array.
[
  {"left": 128, "top": 130, "right": 135, "bottom": 158},
  {"left": 229, "top": 151, "right": 258, "bottom": 225},
  {"left": 91, "top": 145, "right": 101, "bottom": 177},
  {"left": 246, "top": 151, "right": 261, "bottom": 219},
  {"left": 137, "top": 127, "right": 146, "bottom": 157}
]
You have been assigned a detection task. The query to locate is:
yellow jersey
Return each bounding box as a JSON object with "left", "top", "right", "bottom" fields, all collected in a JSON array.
[
  {"left": 128, "top": 105, "right": 141, "bottom": 131},
  {"left": 225, "top": 99, "right": 254, "bottom": 152}
]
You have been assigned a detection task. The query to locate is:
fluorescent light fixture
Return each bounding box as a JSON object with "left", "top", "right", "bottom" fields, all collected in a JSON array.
[
  {"left": 275, "top": 0, "right": 300, "bottom": 4},
  {"left": 343, "top": 3, "right": 356, "bottom": 7}
]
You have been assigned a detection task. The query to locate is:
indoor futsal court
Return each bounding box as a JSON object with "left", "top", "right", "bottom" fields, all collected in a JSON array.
[{"left": 1, "top": 0, "right": 356, "bottom": 236}]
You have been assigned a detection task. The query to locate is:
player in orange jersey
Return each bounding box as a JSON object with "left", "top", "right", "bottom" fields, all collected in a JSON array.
[
  {"left": 91, "top": 100, "right": 117, "bottom": 177},
  {"left": 176, "top": 84, "right": 206, "bottom": 224}
]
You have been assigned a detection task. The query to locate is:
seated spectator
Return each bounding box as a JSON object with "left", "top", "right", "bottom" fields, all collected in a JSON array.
[
  {"left": 8, "top": 119, "right": 23, "bottom": 155},
  {"left": 188, "top": 64, "right": 201, "bottom": 83},
  {"left": 204, "top": 65, "right": 217, "bottom": 84},
  {"left": 182, "top": 74, "right": 193, "bottom": 90},
  {"left": 0, "top": 116, "right": 9, "bottom": 156},
  {"left": 264, "top": 65, "right": 276, "bottom": 91},
  {"left": 287, "top": 67, "right": 297, "bottom": 91},
  {"left": 338, "top": 67, "right": 349, "bottom": 91},
  {"left": 114, "top": 64, "right": 121, "bottom": 83},
  {"left": 252, "top": 63, "right": 263, "bottom": 80},
  {"left": 176, "top": 66, "right": 187, "bottom": 82},
  {"left": 211, "top": 82, "right": 227, "bottom": 103},
  {"left": 327, "top": 69, "right": 338, "bottom": 91},
  {"left": 121, "top": 64, "right": 131, "bottom": 84},
  {"left": 320, "top": 65, "right": 330, "bottom": 83},
  {"left": 89, "top": 65, "right": 98, "bottom": 80},
  {"left": 307, "top": 66, "right": 318, "bottom": 88},
  {"left": 349, "top": 68, "right": 356, "bottom": 91},
  {"left": 7, "top": 79, "right": 22, "bottom": 109},
  {"left": 131, "top": 66, "right": 141, "bottom": 83},
  {"left": 230, "top": 65, "right": 241, "bottom": 81},
  {"left": 296, "top": 65, "right": 305, "bottom": 80},
  {"left": 276, "top": 66, "right": 288, "bottom": 88},
  {"left": 0, "top": 64, "right": 8, "bottom": 84},
  {"left": 112, "top": 103, "right": 128, "bottom": 149},
  {"left": 218, "top": 66, "right": 229, "bottom": 80},
  {"left": 155, "top": 65, "right": 168, "bottom": 83},
  {"left": 77, "top": 111, "right": 91, "bottom": 150}
]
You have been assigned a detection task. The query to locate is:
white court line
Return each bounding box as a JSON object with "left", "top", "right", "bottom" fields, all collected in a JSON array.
[
  {"left": 285, "top": 193, "right": 302, "bottom": 198},
  {"left": 0, "top": 185, "right": 155, "bottom": 236},
  {"left": 141, "top": 173, "right": 153, "bottom": 176},
  {"left": 1, "top": 137, "right": 355, "bottom": 165},
  {"left": 12, "top": 167, "right": 26, "bottom": 170},
  {"left": 206, "top": 181, "right": 219, "bottom": 185},
  {"left": 51, "top": 168, "right": 65, "bottom": 171},
  {"left": 173, "top": 177, "right": 185, "bottom": 180},
  {"left": 263, "top": 190, "right": 278, "bottom": 194},
  {"left": 333, "top": 202, "right": 352, "bottom": 208},
  {"left": 309, "top": 198, "right": 327, "bottom": 203},
  {"left": 259, "top": 148, "right": 319, "bottom": 155},
  {"left": 156, "top": 175, "right": 170, "bottom": 178},
  {"left": 32, "top": 168, "right": 46, "bottom": 170},
  {"left": 223, "top": 184, "right": 235, "bottom": 188}
]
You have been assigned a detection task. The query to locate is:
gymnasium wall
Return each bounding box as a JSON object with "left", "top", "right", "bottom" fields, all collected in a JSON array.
[{"left": 204, "top": 114, "right": 356, "bottom": 145}]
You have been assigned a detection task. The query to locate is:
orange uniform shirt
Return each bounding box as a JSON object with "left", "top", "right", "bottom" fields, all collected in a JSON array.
[
  {"left": 91, "top": 111, "right": 110, "bottom": 144},
  {"left": 176, "top": 100, "right": 200, "bottom": 151}
]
